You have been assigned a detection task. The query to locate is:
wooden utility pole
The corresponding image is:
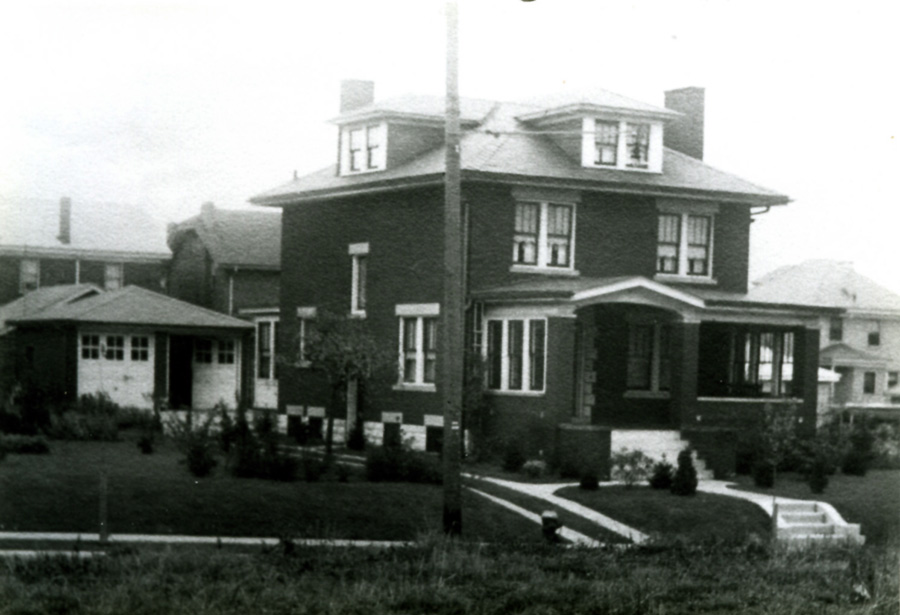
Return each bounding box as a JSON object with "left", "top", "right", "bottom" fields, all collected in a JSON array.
[{"left": 441, "top": 0, "right": 463, "bottom": 536}]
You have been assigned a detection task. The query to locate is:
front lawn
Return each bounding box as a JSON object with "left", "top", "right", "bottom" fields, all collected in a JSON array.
[
  {"left": 557, "top": 485, "right": 772, "bottom": 544},
  {"left": 0, "top": 437, "right": 541, "bottom": 543},
  {"left": 729, "top": 470, "right": 900, "bottom": 546}
]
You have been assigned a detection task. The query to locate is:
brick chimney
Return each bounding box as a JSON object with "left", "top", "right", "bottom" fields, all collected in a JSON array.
[
  {"left": 58, "top": 197, "right": 72, "bottom": 244},
  {"left": 664, "top": 87, "right": 705, "bottom": 160},
  {"left": 340, "top": 80, "right": 374, "bottom": 113}
]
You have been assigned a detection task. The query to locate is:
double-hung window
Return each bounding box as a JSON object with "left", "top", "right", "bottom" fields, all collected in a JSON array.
[
  {"left": 729, "top": 329, "right": 795, "bottom": 397},
  {"left": 626, "top": 323, "right": 671, "bottom": 393},
  {"left": 296, "top": 307, "right": 317, "bottom": 368},
  {"left": 512, "top": 201, "right": 575, "bottom": 271},
  {"left": 829, "top": 317, "right": 843, "bottom": 342},
  {"left": 626, "top": 123, "right": 651, "bottom": 168},
  {"left": 584, "top": 118, "right": 662, "bottom": 172},
  {"left": 655, "top": 202, "right": 717, "bottom": 280},
  {"left": 349, "top": 243, "right": 369, "bottom": 317},
  {"left": 594, "top": 121, "right": 619, "bottom": 166},
  {"left": 256, "top": 319, "right": 278, "bottom": 379},
  {"left": 395, "top": 304, "right": 440, "bottom": 389},
  {"left": 19, "top": 259, "right": 39, "bottom": 294},
  {"left": 104, "top": 263, "right": 123, "bottom": 290},
  {"left": 867, "top": 322, "right": 881, "bottom": 347},
  {"left": 485, "top": 317, "right": 546, "bottom": 393},
  {"left": 342, "top": 123, "right": 386, "bottom": 174}
]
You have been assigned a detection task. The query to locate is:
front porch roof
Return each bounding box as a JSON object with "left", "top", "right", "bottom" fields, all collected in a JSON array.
[{"left": 471, "top": 276, "right": 705, "bottom": 310}]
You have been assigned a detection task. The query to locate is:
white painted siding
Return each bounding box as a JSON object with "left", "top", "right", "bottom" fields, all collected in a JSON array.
[{"left": 192, "top": 339, "right": 241, "bottom": 410}]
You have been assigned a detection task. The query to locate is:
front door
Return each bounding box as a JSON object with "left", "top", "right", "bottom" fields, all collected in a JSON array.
[{"left": 168, "top": 335, "right": 193, "bottom": 409}]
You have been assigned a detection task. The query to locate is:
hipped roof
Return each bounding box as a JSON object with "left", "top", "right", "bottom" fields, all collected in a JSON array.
[
  {"left": 252, "top": 95, "right": 788, "bottom": 207},
  {"left": 168, "top": 204, "right": 281, "bottom": 269},
  {"left": 9, "top": 285, "right": 252, "bottom": 331}
]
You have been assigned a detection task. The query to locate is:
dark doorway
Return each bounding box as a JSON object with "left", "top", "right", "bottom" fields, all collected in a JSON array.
[{"left": 169, "top": 336, "right": 193, "bottom": 409}]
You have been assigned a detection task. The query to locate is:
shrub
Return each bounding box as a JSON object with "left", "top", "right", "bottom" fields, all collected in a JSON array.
[
  {"left": 336, "top": 463, "right": 351, "bottom": 483},
  {"left": 842, "top": 422, "right": 875, "bottom": 476},
  {"left": 557, "top": 457, "right": 582, "bottom": 480},
  {"left": 500, "top": 439, "right": 526, "bottom": 473},
  {"left": 186, "top": 441, "right": 217, "bottom": 477},
  {"left": 137, "top": 433, "right": 154, "bottom": 454},
  {"left": 670, "top": 449, "right": 698, "bottom": 496},
  {"left": 521, "top": 459, "right": 547, "bottom": 479},
  {"left": 115, "top": 406, "right": 156, "bottom": 431},
  {"left": 872, "top": 423, "right": 900, "bottom": 469},
  {"left": 218, "top": 406, "right": 237, "bottom": 453},
  {"left": 610, "top": 448, "right": 653, "bottom": 487},
  {"left": 579, "top": 469, "right": 599, "bottom": 490},
  {"left": 751, "top": 461, "right": 775, "bottom": 488},
  {"left": 648, "top": 457, "right": 674, "bottom": 490},
  {"left": 265, "top": 450, "right": 299, "bottom": 482},
  {"left": 365, "top": 445, "right": 441, "bottom": 484},
  {"left": 0, "top": 434, "right": 50, "bottom": 454}
]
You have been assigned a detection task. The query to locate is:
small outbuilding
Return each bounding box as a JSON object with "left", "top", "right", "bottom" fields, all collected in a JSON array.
[{"left": 2, "top": 284, "right": 253, "bottom": 410}]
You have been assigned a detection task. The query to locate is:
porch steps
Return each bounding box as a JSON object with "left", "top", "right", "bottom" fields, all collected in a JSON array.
[
  {"left": 610, "top": 430, "right": 713, "bottom": 480},
  {"left": 774, "top": 501, "right": 864, "bottom": 545}
]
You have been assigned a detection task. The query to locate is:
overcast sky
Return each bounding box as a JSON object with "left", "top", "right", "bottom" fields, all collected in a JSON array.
[{"left": 1, "top": 1, "right": 897, "bottom": 293}]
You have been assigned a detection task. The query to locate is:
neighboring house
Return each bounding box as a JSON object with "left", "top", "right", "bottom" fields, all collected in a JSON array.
[
  {"left": 250, "top": 81, "right": 832, "bottom": 477},
  {"left": 749, "top": 260, "right": 900, "bottom": 408},
  {"left": 0, "top": 197, "right": 170, "bottom": 305},
  {"left": 167, "top": 202, "right": 282, "bottom": 409},
  {"left": 0, "top": 284, "right": 252, "bottom": 410}
]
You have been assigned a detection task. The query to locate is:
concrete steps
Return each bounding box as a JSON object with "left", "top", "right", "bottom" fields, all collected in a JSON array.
[
  {"left": 610, "top": 430, "right": 713, "bottom": 480},
  {"left": 775, "top": 501, "right": 864, "bottom": 545}
]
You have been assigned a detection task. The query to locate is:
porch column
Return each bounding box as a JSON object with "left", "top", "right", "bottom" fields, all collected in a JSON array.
[
  {"left": 795, "top": 326, "right": 820, "bottom": 437},
  {"left": 547, "top": 316, "right": 578, "bottom": 425},
  {"left": 670, "top": 321, "right": 699, "bottom": 427}
]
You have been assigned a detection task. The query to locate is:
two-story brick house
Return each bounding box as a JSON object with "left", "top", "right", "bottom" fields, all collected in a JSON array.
[
  {"left": 0, "top": 197, "right": 169, "bottom": 305},
  {"left": 251, "top": 81, "right": 831, "bottom": 476},
  {"left": 750, "top": 260, "right": 900, "bottom": 408},
  {"left": 167, "top": 202, "right": 282, "bottom": 409}
]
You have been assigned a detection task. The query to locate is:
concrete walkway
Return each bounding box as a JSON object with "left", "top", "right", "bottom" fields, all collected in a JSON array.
[
  {"left": 697, "top": 480, "right": 808, "bottom": 515},
  {"left": 464, "top": 474, "right": 649, "bottom": 544}
]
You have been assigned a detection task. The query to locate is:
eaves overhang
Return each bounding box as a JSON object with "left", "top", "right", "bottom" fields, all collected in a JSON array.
[
  {"left": 0, "top": 245, "right": 171, "bottom": 263},
  {"left": 517, "top": 103, "right": 681, "bottom": 126},
  {"left": 250, "top": 169, "right": 790, "bottom": 209},
  {"left": 329, "top": 110, "right": 483, "bottom": 129}
]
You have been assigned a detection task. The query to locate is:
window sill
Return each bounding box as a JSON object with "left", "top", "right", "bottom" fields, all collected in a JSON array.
[
  {"left": 654, "top": 274, "right": 717, "bottom": 286},
  {"left": 486, "top": 389, "right": 545, "bottom": 397},
  {"left": 623, "top": 390, "right": 671, "bottom": 400},
  {"left": 393, "top": 383, "right": 437, "bottom": 393},
  {"left": 583, "top": 163, "right": 662, "bottom": 174},
  {"left": 696, "top": 396, "right": 803, "bottom": 404},
  {"left": 510, "top": 265, "right": 580, "bottom": 277},
  {"left": 349, "top": 311, "right": 367, "bottom": 319},
  {"left": 341, "top": 166, "right": 385, "bottom": 177}
]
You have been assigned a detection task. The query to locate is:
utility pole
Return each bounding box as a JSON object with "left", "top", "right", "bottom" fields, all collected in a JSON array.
[{"left": 441, "top": 0, "right": 463, "bottom": 536}]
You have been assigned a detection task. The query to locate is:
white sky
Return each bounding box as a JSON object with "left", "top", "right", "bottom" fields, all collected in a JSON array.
[{"left": 0, "top": 0, "right": 897, "bottom": 293}]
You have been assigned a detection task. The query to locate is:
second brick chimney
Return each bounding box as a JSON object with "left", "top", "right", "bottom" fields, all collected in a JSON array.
[
  {"left": 58, "top": 197, "right": 72, "bottom": 245},
  {"left": 664, "top": 87, "right": 705, "bottom": 160}
]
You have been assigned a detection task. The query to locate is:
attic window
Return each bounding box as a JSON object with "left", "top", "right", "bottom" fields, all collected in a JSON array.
[
  {"left": 583, "top": 118, "right": 663, "bottom": 173},
  {"left": 19, "top": 259, "right": 39, "bottom": 294},
  {"left": 341, "top": 123, "right": 386, "bottom": 174}
]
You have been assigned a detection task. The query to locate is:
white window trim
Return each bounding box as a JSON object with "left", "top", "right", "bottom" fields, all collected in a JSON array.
[
  {"left": 340, "top": 122, "right": 387, "bottom": 175},
  {"left": 483, "top": 316, "right": 547, "bottom": 395},
  {"left": 296, "top": 306, "right": 317, "bottom": 368},
  {"left": 654, "top": 202, "right": 718, "bottom": 283},
  {"left": 581, "top": 117, "right": 663, "bottom": 173},
  {"left": 394, "top": 303, "right": 439, "bottom": 392},
  {"left": 255, "top": 316, "right": 279, "bottom": 380},
  {"left": 348, "top": 242, "right": 369, "bottom": 318},
  {"left": 510, "top": 201, "right": 578, "bottom": 273}
]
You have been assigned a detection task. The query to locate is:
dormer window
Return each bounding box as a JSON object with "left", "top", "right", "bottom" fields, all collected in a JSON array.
[
  {"left": 340, "top": 123, "right": 386, "bottom": 175},
  {"left": 583, "top": 118, "right": 663, "bottom": 173}
]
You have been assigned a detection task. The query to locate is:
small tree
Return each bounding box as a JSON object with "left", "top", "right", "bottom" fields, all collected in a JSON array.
[
  {"left": 286, "top": 311, "right": 395, "bottom": 457},
  {"left": 751, "top": 402, "right": 797, "bottom": 488}
]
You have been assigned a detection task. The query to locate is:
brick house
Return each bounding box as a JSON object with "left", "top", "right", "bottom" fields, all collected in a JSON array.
[
  {"left": 749, "top": 260, "right": 900, "bottom": 409},
  {"left": 251, "top": 81, "right": 831, "bottom": 476},
  {"left": 0, "top": 197, "right": 169, "bottom": 305},
  {"left": 167, "top": 202, "right": 282, "bottom": 409}
]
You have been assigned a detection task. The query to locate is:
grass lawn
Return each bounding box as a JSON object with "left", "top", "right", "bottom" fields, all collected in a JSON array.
[
  {"left": 556, "top": 485, "right": 772, "bottom": 544},
  {"left": 729, "top": 470, "right": 900, "bottom": 546},
  {"left": 0, "top": 436, "right": 543, "bottom": 543},
  {"left": 465, "top": 477, "right": 629, "bottom": 544}
]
